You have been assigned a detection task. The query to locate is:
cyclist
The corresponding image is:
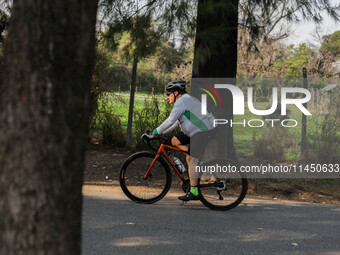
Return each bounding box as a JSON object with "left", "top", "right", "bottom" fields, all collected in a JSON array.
[{"left": 147, "top": 80, "right": 215, "bottom": 201}]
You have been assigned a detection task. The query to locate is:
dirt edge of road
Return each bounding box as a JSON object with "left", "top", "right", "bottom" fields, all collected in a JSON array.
[{"left": 85, "top": 147, "right": 340, "bottom": 205}]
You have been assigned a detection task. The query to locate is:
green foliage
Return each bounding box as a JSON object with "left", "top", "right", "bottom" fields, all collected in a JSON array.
[
  {"left": 308, "top": 114, "right": 340, "bottom": 163},
  {"left": 253, "top": 126, "right": 296, "bottom": 161},
  {"left": 274, "top": 44, "right": 312, "bottom": 78},
  {"left": 88, "top": 93, "right": 174, "bottom": 148},
  {"left": 252, "top": 107, "right": 295, "bottom": 161},
  {"left": 133, "top": 95, "right": 173, "bottom": 149},
  {"left": 265, "top": 103, "right": 291, "bottom": 122},
  {"left": 92, "top": 19, "right": 190, "bottom": 94},
  {"left": 92, "top": 43, "right": 174, "bottom": 93},
  {"left": 285, "top": 44, "right": 311, "bottom": 77},
  {"left": 321, "top": 30, "right": 340, "bottom": 58},
  {"left": 94, "top": 0, "right": 340, "bottom": 153},
  {"left": 284, "top": 146, "right": 301, "bottom": 162},
  {"left": 155, "top": 41, "right": 186, "bottom": 73},
  {"left": 89, "top": 47, "right": 112, "bottom": 119},
  {"left": 89, "top": 93, "right": 126, "bottom": 147},
  {"left": 104, "top": 15, "right": 160, "bottom": 60},
  {"left": 253, "top": 126, "right": 284, "bottom": 161},
  {"left": 308, "top": 90, "right": 340, "bottom": 163}
]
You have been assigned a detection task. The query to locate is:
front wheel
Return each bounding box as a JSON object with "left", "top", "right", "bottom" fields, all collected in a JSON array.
[
  {"left": 120, "top": 151, "right": 172, "bottom": 204},
  {"left": 198, "top": 159, "right": 248, "bottom": 211}
]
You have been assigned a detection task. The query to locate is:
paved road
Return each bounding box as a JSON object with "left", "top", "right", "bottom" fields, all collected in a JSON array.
[{"left": 82, "top": 185, "right": 340, "bottom": 255}]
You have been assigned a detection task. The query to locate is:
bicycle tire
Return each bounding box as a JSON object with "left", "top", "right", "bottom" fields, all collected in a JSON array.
[
  {"left": 198, "top": 159, "right": 248, "bottom": 211},
  {"left": 120, "top": 151, "right": 172, "bottom": 204}
]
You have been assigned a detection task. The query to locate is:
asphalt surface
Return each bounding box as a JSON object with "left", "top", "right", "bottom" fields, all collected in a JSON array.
[{"left": 82, "top": 185, "right": 340, "bottom": 255}]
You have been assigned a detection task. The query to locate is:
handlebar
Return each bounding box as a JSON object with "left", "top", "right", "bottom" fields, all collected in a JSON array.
[{"left": 141, "top": 130, "right": 169, "bottom": 152}]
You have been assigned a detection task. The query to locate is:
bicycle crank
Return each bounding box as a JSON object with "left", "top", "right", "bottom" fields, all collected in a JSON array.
[{"left": 217, "top": 190, "right": 224, "bottom": 200}]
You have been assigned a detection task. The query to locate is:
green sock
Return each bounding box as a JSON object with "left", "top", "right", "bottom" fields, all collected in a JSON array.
[{"left": 190, "top": 186, "right": 198, "bottom": 196}]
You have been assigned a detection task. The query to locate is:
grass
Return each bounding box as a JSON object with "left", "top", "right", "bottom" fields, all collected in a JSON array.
[
  {"left": 96, "top": 92, "right": 168, "bottom": 129},
  {"left": 233, "top": 102, "right": 310, "bottom": 158},
  {"left": 95, "top": 92, "right": 321, "bottom": 160}
]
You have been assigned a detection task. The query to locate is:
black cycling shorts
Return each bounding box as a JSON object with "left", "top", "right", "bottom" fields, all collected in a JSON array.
[
  {"left": 190, "top": 129, "right": 216, "bottom": 159},
  {"left": 175, "top": 132, "right": 190, "bottom": 145},
  {"left": 174, "top": 129, "right": 216, "bottom": 159}
]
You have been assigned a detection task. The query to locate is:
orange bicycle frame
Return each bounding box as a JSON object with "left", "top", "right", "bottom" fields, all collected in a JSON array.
[{"left": 143, "top": 143, "right": 188, "bottom": 182}]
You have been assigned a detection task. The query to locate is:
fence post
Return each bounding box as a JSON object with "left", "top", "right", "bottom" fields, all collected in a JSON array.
[{"left": 301, "top": 67, "right": 308, "bottom": 161}]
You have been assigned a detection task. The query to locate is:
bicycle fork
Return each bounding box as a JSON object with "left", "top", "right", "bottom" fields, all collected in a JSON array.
[{"left": 143, "top": 154, "right": 160, "bottom": 180}]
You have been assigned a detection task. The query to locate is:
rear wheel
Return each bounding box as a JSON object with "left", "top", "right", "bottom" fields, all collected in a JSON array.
[
  {"left": 198, "top": 159, "right": 248, "bottom": 211},
  {"left": 120, "top": 151, "right": 172, "bottom": 204}
]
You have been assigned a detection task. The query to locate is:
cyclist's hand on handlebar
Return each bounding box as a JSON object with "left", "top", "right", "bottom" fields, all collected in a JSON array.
[{"left": 141, "top": 131, "right": 155, "bottom": 140}]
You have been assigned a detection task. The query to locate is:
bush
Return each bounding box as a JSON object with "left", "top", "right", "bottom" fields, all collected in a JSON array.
[
  {"left": 89, "top": 93, "right": 126, "bottom": 147},
  {"left": 308, "top": 114, "right": 340, "bottom": 163},
  {"left": 253, "top": 126, "right": 291, "bottom": 161},
  {"left": 252, "top": 102, "right": 295, "bottom": 161},
  {"left": 308, "top": 90, "right": 340, "bottom": 163},
  {"left": 284, "top": 146, "right": 301, "bottom": 162},
  {"left": 133, "top": 95, "right": 174, "bottom": 149}
]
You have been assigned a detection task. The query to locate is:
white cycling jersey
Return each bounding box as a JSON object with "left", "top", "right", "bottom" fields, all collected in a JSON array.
[{"left": 153, "top": 93, "right": 215, "bottom": 137}]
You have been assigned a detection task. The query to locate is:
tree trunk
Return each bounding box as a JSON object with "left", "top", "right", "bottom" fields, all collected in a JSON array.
[
  {"left": 192, "top": 0, "right": 238, "bottom": 160},
  {"left": 0, "top": 1, "right": 98, "bottom": 254},
  {"left": 126, "top": 53, "right": 138, "bottom": 147}
]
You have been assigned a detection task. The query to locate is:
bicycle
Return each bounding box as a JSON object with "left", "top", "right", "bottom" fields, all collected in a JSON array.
[{"left": 119, "top": 132, "right": 248, "bottom": 211}]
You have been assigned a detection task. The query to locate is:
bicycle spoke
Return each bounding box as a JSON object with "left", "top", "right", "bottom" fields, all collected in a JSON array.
[
  {"left": 120, "top": 152, "right": 171, "bottom": 203},
  {"left": 199, "top": 159, "right": 248, "bottom": 211}
]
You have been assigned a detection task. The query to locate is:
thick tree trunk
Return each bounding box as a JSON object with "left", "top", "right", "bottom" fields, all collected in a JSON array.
[
  {"left": 126, "top": 53, "right": 138, "bottom": 147},
  {"left": 193, "top": 0, "right": 239, "bottom": 160},
  {"left": 0, "top": 1, "right": 98, "bottom": 254}
]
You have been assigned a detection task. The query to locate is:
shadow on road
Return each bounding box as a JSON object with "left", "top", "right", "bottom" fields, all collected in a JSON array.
[{"left": 82, "top": 187, "right": 340, "bottom": 254}]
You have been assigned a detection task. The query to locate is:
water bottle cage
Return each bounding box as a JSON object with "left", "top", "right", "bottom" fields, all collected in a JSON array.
[{"left": 173, "top": 157, "right": 186, "bottom": 173}]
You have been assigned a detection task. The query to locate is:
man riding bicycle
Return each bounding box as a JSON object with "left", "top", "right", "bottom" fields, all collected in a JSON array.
[{"left": 148, "top": 80, "right": 215, "bottom": 201}]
